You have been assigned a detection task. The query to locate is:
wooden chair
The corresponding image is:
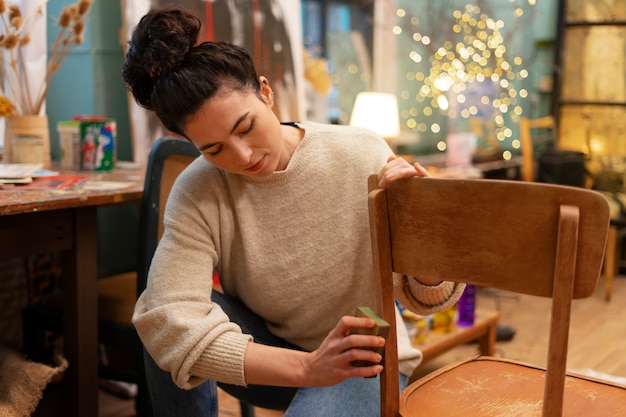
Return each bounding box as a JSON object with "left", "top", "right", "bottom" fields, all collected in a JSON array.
[
  {"left": 367, "top": 175, "right": 626, "bottom": 417},
  {"left": 519, "top": 115, "right": 556, "bottom": 183},
  {"left": 520, "top": 115, "right": 623, "bottom": 301},
  {"left": 137, "top": 137, "right": 256, "bottom": 417}
]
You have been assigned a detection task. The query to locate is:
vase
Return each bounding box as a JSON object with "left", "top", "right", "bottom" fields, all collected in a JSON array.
[{"left": 3, "top": 115, "right": 51, "bottom": 168}]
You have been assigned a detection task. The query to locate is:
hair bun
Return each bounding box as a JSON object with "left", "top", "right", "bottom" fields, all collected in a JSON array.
[{"left": 123, "top": 7, "right": 201, "bottom": 109}]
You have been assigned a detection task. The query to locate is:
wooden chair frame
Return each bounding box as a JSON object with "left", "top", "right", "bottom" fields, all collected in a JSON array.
[{"left": 367, "top": 175, "right": 623, "bottom": 417}]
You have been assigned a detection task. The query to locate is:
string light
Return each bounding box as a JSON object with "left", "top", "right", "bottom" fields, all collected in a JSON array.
[{"left": 397, "top": 2, "right": 535, "bottom": 160}]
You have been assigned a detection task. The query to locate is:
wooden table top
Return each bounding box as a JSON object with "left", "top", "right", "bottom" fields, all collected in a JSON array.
[{"left": 0, "top": 168, "right": 144, "bottom": 215}]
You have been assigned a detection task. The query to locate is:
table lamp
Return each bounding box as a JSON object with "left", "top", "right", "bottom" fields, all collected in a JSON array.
[{"left": 349, "top": 92, "right": 400, "bottom": 142}]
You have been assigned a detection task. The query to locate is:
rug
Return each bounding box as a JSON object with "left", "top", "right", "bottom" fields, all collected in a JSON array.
[{"left": 0, "top": 344, "right": 67, "bottom": 417}]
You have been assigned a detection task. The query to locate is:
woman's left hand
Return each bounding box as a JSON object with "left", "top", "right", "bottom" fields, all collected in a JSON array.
[{"left": 377, "top": 155, "right": 431, "bottom": 188}]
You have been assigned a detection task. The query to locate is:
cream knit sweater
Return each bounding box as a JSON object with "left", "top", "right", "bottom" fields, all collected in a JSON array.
[{"left": 133, "top": 121, "right": 464, "bottom": 390}]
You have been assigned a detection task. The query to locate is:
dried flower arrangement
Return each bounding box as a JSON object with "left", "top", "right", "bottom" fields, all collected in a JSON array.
[{"left": 0, "top": 0, "right": 92, "bottom": 116}]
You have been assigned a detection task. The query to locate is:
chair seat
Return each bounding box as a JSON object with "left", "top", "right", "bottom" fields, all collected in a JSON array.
[{"left": 401, "top": 356, "right": 626, "bottom": 416}]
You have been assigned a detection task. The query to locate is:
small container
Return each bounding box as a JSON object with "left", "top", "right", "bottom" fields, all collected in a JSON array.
[
  {"left": 413, "top": 316, "right": 431, "bottom": 345},
  {"left": 456, "top": 284, "right": 476, "bottom": 327},
  {"left": 431, "top": 307, "right": 456, "bottom": 334},
  {"left": 4, "top": 115, "right": 51, "bottom": 167},
  {"left": 12, "top": 135, "right": 45, "bottom": 164},
  {"left": 76, "top": 117, "right": 116, "bottom": 171},
  {"left": 57, "top": 121, "right": 81, "bottom": 170}
]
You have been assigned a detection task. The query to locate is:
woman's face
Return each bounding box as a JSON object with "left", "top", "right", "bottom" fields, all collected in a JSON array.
[{"left": 183, "top": 80, "right": 287, "bottom": 177}]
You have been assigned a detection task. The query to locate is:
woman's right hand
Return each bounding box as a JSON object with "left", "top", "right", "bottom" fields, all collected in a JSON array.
[
  {"left": 243, "top": 315, "right": 386, "bottom": 387},
  {"left": 300, "top": 315, "right": 386, "bottom": 386}
]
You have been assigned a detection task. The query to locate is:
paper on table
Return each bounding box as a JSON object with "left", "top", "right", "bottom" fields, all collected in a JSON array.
[{"left": 81, "top": 181, "right": 134, "bottom": 191}]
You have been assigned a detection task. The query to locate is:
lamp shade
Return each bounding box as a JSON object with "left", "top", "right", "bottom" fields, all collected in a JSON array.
[{"left": 349, "top": 92, "right": 400, "bottom": 139}]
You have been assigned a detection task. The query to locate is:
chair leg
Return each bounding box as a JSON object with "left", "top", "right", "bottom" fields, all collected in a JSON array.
[
  {"left": 240, "top": 401, "right": 256, "bottom": 417},
  {"left": 604, "top": 225, "right": 618, "bottom": 302}
]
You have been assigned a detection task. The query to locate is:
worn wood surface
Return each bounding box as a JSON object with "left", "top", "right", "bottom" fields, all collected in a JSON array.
[{"left": 0, "top": 170, "right": 143, "bottom": 215}]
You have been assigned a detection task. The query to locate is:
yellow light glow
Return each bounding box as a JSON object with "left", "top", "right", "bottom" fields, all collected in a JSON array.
[
  {"left": 437, "top": 95, "right": 449, "bottom": 110},
  {"left": 437, "top": 141, "right": 447, "bottom": 151},
  {"left": 410, "top": 51, "right": 422, "bottom": 63},
  {"left": 350, "top": 92, "right": 400, "bottom": 138},
  {"left": 403, "top": 5, "right": 532, "bottom": 150},
  {"left": 434, "top": 76, "right": 454, "bottom": 91}
]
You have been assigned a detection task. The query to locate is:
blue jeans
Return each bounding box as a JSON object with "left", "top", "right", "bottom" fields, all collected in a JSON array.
[
  {"left": 283, "top": 373, "right": 409, "bottom": 417},
  {"left": 143, "top": 291, "right": 408, "bottom": 416}
]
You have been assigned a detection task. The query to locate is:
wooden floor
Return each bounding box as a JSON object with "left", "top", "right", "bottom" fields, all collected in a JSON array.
[{"left": 100, "top": 275, "right": 626, "bottom": 417}]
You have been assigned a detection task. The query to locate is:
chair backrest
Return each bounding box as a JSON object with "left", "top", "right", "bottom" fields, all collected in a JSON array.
[
  {"left": 137, "top": 137, "right": 200, "bottom": 297},
  {"left": 367, "top": 175, "right": 610, "bottom": 417},
  {"left": 519, "top": 116, "right": 556, "bottom": 182}
]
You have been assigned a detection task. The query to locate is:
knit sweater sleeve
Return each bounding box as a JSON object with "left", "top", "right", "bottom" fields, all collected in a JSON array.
[
  {"left": 393, "top": 274, "right": 465, "bottom": 316},
  {"left": 132, "top": 162, "right": 252, "bottom": 389}
]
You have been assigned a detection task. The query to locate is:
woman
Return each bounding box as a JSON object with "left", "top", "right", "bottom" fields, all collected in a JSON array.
[{"left": 123, "top": 6, "right": 464, "bottom": 417}]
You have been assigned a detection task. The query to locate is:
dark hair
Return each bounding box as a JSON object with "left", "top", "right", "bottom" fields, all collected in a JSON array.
[{"left": 122, "top": 6, "right": 261, "bottom": 136}]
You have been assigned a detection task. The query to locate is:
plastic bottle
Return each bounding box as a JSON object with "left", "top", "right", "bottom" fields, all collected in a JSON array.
[{"left": 456, "top": 284, "right": 476, "bottom": 327}]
